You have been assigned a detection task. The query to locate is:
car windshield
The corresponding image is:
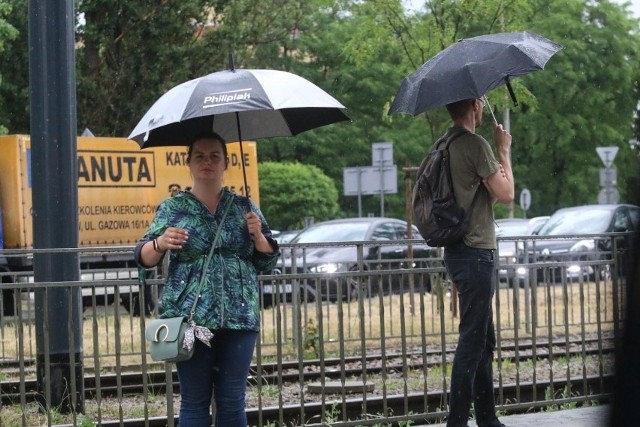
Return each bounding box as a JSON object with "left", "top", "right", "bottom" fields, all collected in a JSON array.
[
  {"left": 275, "top": 231, "right": 300, "bottom": 244},
  {"left": 537, "top": 208, "right": 612, "bottom": 235},
  {"left": 293, "top": 222, "right": 370, "bottom": 243},
  {"left": 495, "top": 222, "right": 529, "bottom": 237}
]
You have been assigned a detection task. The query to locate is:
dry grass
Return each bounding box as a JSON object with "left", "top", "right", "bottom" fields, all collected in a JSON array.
[
  {"left": 0, "top": 279, "right": 619, "bottom": 366},
  {"left": 259, "top": 278, "right": 619, "bottom": 357}
]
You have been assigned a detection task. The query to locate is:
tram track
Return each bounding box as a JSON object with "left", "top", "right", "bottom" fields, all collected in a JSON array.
[
  {"left": 53, "top": 375, "right": 614, "bottom": 427},
  {"left": 1, "top": 336, "right": 614, "bottom": 406}
]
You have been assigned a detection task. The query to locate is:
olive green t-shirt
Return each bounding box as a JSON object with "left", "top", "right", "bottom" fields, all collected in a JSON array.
[{"left": 441, "top": 126, "right": 500, "bottom": 249}]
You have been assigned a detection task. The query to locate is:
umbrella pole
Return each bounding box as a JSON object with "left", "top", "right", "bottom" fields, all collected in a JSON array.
[
  {"left": 234, "top": 112, "right": 251, "bottom": 207},
  {"left": 483, "top": 95, "right": 498, "bottom": 125}
]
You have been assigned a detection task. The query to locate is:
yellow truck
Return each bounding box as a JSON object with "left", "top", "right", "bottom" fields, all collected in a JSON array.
[{"left": 0, "top": 134, "right": 259, "bottom": 314}]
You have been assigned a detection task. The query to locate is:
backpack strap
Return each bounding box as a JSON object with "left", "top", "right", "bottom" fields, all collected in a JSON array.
[
  {"left": 439, "top": 128, "right": 484, "bottom": 217},
  {"left": 435, "top": 127, "right": 468, "bottom": 150}
]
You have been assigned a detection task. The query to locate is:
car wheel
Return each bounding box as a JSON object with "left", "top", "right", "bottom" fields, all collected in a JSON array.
[
  {"left": 1, "top": 272, "right": 17, "bottom": 317},
  {"left": 348, "top": 265, "right": 368, "bottom": 300},
  {"left": 424, "top": 272, "right": 432, "bottom": 294},
  {"left": 82, "top": 294, "right": 113, "bottom": 312},
  {"left": 508, "top": 277, "right": 525, "bottom": 289},
  {"left": 298, "top": 283, "right": 317, "bottom": 303}
]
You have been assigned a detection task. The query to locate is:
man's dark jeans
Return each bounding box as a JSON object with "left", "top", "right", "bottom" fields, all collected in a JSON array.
[{"left": 444, "top": 242, "right": 501, "bottom": 427}]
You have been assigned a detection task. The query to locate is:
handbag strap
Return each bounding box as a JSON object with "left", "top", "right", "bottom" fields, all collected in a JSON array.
[{"left": 188, "top": 199, "right": 233, "bottom": 321}]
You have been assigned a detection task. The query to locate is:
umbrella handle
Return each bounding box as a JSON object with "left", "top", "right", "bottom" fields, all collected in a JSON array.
[
  {"left": 234, "top": 112, "right": 252, "bottom": 214},
  {"left": 228, "top": 52, "right": 235, "bottom": 71},
  {"left": 483, "top": 95, "right": 498, "bottom": 125},
  {"left": 506, "top": 80, "right": 518, "bottom": 106}
]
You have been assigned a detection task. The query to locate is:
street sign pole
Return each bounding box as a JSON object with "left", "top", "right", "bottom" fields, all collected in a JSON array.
[
  {"left": 373, "top": 143, "right": 393, "bottom": 217},
  {"left": 519, "top": 188, "right": 531, "bottom": 218},
  {"left": 344, "top": 142, "right": 397, "bottom": 217},
  {"left": 357, "top": 168, "right": 362, "bottom": 217},
  {"left": 596, "top": 147, "right": 619, "bottom": 205}
]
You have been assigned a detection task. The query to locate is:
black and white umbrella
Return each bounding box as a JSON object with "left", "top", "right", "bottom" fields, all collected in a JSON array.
[{"left": 128, "top": 67, "right": 350, "bottom": 190}]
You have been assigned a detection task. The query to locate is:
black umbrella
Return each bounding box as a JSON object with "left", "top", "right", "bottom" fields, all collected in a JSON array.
[
  {"left": 389, "top": 31, "right": 563, "bottom": 116},
  {"left": 128, "top": 64, "right": 350, "bottom": 192}
]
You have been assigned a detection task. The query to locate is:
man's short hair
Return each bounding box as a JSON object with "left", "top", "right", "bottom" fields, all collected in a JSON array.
[{"left": 446, "top": 99, "right": 475, "bottom": 119}]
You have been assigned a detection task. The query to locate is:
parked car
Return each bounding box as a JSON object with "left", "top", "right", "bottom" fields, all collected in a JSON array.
[
  {"left": 527, "top": 215, "right": 551, "bottom": 235},
  {"left": 496, "top": 218, "right": 531, "bottom": 286},
  {"left": 495, "top": 216, "right": 550, "bottom": 286},
  {"left": 518, "top": 204, "right": 640, "bottom": 283},
  {"left": 273, "top": 229, "right": 301, "bottom": 244},
  {"left": 269, "top": 217, "right": 438, "bottom": 303}
]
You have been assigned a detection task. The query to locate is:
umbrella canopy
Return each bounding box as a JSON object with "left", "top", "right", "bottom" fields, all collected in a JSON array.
[
  {"left": 128, "top": 68, "right": 350, "bottom": 148},
  {"left": 389, "top": 31, "right": 563, "bottom": 116}
]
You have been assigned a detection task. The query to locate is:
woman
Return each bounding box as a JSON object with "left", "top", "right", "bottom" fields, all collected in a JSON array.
[{"left": 135, "top": 131, "right": 279, "bottom": 426}]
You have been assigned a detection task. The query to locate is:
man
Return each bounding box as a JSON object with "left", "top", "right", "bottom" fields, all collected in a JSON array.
[{"left": 442, "top": 97, "right": 514, "bottom": 427}]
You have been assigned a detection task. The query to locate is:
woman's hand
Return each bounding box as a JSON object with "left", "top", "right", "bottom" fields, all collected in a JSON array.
[
  {"left": 245, "top": 212, "right": 263, "bottom": 238},
  {"left": 246, "top": 212, "right": 274, "bottom": 253},
  {"left": 157, "top": 227, "right": 189, "bottom": 251},
  {"left": 140, "top": 227, "right": 188, "bottom": 267}
]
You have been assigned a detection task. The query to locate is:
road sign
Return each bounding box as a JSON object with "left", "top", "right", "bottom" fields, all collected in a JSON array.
[
  {"left": 598, "top": 187, "right": 620, "bottom": 204},
  {"left": 599, "top": 168, "right": 617, "bottom": 187},
  {"left": 343, "top": 165, "right": 398, "bottom": 195},
  {"left": 519, "top": 188, "right": 531, "bottom": 211},
  {"left": 372, "top": 142, "right": 393, "bottom": 166},
  {"left": 596, "top": 146, "right": 619, "bottom": 168}
]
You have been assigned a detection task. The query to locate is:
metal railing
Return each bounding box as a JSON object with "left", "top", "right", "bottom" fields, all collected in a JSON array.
[{"left": 0, "top": 232, "right": 634, "bottom": 426}]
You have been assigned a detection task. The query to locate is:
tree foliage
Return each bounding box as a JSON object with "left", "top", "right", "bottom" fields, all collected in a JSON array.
[
  {"left": 263, "top": 0, "right": 640, "bottom": 218},
  {"left": 0, "top": 0, "right": 638, "bottom": 223},
  {"left": 75, "top": 0, "right": 211, "bottom": 136},
  {"left": 258, "top": 162, "right": 340, "bottom": 230},
  {"left": 507, "top": 0, "right": 640, "bottom": 214},
  {"left": 0, "top": 0, "right": 21, "bottom": 134},
  {"left": 74, "top": 0, "right": 307, "bottom": 137},
  {"left": 0, "top": 0, "right": 15, "bottom": 49}
]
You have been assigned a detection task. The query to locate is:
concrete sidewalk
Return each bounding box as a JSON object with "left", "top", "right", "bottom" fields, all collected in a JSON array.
[{"left": 420, "top": 405, "right": 610, "bottom": 427}]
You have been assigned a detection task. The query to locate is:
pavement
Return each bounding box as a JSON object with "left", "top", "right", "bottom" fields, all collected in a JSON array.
[{"left": 418, "top": 405, "right": 610, "bottom": 427}]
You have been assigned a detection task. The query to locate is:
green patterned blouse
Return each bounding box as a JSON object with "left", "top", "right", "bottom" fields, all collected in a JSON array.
[{"left": 135, "top": 188, "right": 279, "bottom": 331}]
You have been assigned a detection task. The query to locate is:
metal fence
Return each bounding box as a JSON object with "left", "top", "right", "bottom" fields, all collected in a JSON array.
[{"left": 0, "top": 232, "right": 635, "bottom": 426}]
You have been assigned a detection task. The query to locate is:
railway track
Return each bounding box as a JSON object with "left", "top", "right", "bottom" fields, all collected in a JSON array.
[
  {"left": 49, "top": 375, "right": 613, "bottom": 427},
  {"left": 1, "top": 336, "right": 614, "bottom": 405}
]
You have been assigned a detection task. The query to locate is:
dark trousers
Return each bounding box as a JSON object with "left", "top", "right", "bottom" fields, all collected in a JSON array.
[
  {"left": 444, "top": 242, "right": 501, "bottom": 427},
  {"left": 176, "top": 329, "right": 258, "bottom": 427}
]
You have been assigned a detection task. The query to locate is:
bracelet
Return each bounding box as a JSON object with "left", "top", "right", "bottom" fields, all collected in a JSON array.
[{"left": 152, "top": 238, "right": 165, "bottom": 253}]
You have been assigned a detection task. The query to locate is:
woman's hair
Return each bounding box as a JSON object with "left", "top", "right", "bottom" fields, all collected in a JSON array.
[{"left": 186, "top": 130, "right": 227, "bottom": 162}]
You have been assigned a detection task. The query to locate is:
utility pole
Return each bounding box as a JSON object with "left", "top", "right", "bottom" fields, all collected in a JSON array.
[{"left": 29, "top": 0, "right": 83, "bottom": 413}]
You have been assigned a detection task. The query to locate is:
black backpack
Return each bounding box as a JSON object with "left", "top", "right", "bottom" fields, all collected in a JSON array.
[{"left": 412, "top": 128, "right": 481, "bottom": 247}]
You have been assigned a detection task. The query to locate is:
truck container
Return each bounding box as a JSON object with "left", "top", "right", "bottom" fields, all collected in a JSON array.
[{"left": 0, "top": 135, "right": 259, "bottom": 315}]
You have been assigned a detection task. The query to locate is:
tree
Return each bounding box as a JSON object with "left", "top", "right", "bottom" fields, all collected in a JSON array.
[
  {"left": 0, "top": 0, "right": 21, "bottom": 134},
  {"left": 258, "top": 162, "right": 340, "bottom": 230},
  {"left": 509, "top": 0, "right": 640, "bottom": 215},
  {"left": 1, "top": 0, "right": 638, "bottom": 217},
  {"left": 0, "top": 1, "right": 15, "bottom": 49},
  {"left": 76, "top": 0, "right": 214, "bottom": 136},
  {"left": 321, "top": 0, "right": 640, "bottom": 216},
  {"left": 75, "top": 0, "right": 307, "bottom": 137},
  {"left": 257, "top": 0, "right": 437, "bottom": 220}
]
